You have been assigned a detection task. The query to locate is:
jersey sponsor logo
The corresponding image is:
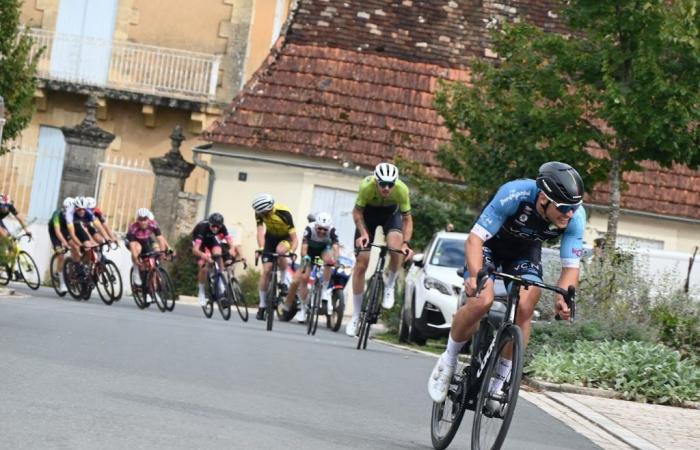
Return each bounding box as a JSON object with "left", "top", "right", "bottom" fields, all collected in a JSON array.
[
  {"left": 518, "top": 214, "right": 528, "bottom": 223},
  {"left": 499, "top": 190, "right": 530, "bottom": 206},
  {"left": 571, "top": 247, "right": 583, "bottom": 257}
]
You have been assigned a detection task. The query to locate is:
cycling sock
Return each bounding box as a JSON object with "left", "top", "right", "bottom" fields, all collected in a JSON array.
[
  {"left": 489, "top": 357, "right": 512, "bottom": 394},
  {"left": 445, "top": 335, "right": 467, "bottom": 368},
  {"left": 386, "top": 270, "right": 398, "bottom": 288},
  {"left": 352, "top": 293, "right": 363, "bottom": 319},
  {"left": 132, "top": 267, "right": 142, "bottom": 285},
  {"left": 258, "top": 290, "right": 267, "bottom": 308},
  {"left": 198, "top": 283, "right": 205, "bottom": 296}
]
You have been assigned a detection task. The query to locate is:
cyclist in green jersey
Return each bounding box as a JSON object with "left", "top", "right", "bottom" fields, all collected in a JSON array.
[{"left": 346, "top": 162, "right": 414, "bottom": 336}]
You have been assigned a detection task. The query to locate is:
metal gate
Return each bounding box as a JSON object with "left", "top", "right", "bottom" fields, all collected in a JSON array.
[{"left": 94, "top": 155, "right": 155, "bottom": 234}]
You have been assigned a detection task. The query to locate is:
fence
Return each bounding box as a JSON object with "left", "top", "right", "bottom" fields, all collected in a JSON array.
[
  {"left": 28, "top": 28, "right": 220, "bottom": 101},
  {"left": 0, "top": 147, "right": 39, "bottom": 215},
  {"left": 95, "top": 155, "right": 155, "bottom": 234}
]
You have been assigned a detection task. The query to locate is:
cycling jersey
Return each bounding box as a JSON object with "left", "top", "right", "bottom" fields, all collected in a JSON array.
[
  {"left": 255, "top": 204, "right": 295, "bottom": 238},
  {"left": 303, "top": 223, "right": 339, "bottom": 253},
  {"left": 192, "top": 220, "right": 233, "bottom": 249},
  {"left": 0, "top": 203, "right": 18, "bottom": 221},
  {"left": 471, "top": 179, "right": 586, "bottom": 268},
  {"left": 90, "top": 207, "right": 107, "bottom": 224},
  {"left": 355, "top": 176, "right": 411, "bottom": 214},
  {"left": 63, "top": 205, "right": 96, "bottom": 227},
  {"left": 125, "top": 220, "right": 162, "bottom": 243}
]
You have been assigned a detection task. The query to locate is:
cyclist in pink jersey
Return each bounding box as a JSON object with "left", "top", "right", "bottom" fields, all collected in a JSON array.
[{"left": 125, "top": 208, "right": 171, "bottom": 288}]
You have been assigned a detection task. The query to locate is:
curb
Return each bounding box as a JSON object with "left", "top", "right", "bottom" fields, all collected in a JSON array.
[{"left": 0, "top": 287, "right": 16, "bottom": 296}]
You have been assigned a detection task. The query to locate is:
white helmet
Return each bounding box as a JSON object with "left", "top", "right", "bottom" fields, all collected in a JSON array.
[
  {"left": 74, "top": 196, "right": 89, "bottom": 209},
  {"left": 85, "top": 196, "right": 97, "bottom": 209},
  {"left": 374, "top": 162, "right": 399, "bottom": 183},
  {"left": 62, "top": 197, "right": 75, "bottom": 209},
  {"left": 137, "top": 208, "right": 152, "bottom": 219},
  {"left": 315, "top": 212, "right": 333, "bottom": 228},
  {"left": 252, "top": 193, "right": 274, "bottom": 213}
]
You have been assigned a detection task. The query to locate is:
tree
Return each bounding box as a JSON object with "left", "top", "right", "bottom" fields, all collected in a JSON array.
[
  {"left": 435, "top": 0, "right": 700, "bottom": 248},
  {"left": 0, "top": 0, "right": 42, "bottom": 153}
]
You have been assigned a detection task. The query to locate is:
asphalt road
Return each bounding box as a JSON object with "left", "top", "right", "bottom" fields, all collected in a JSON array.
[{"left": 0, "top": 285, "right": 600, "bottom": 450}]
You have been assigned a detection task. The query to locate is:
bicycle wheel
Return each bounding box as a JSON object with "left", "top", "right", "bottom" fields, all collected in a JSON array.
[
  {"left": 230, "top": 277, "right": 248, "bottom": 322},
  {"left": 0, "top": 265, "right": 10, "bottom": 285},
  {"left": 356, "top": 274, "right": 383, "bottom": 350},
  {"left": 94, "top": 263, "right": 115, "bottom": 305},
  {"left": 50, "top": 253, "right": 68, "bottom": 297},
  {"left": 471, "top": 325, "right": 524, "bottom": 450},
  {"left": 159, "top": 268, "right": 177, "bottom": 311},
  {"left": 217, "top": 274, "right": 232, "bottom": 321},
  {"left": 103, "top": 260, "right": 123, "bottom": 301},
  {"left": 130, "top": 267, "right": 148, "bottom": 309},
  {"left": 17, "top": 251, "right": 40, "bottom": 290},
  {"left": 266, "top": 271, "right": 277, "bottom": 331},
  {"left": 327, "top": 289, "right": 345, "bottom": 332},
  {"left": 148, "top": 270, "right": 168, "bottom": 312},
  {"left": 63, "top": 260, "right": 85, "bottom": 300},
  {"left": 431, "top": 364, "right": 470, "bottom": 450},
  {"left": 306, "top": 287, "right": 316, "bottom": 335},
  {"left": 310, "top": 284, "right": 321, "bottom": 336}
]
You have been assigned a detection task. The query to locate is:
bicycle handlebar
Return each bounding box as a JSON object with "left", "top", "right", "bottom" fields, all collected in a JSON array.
[
  {"left": 254, "top": 251, "right": 297, "bottom": 266},
  {"left": 356, "top": 243, "right": 406, "bottom": 254}
]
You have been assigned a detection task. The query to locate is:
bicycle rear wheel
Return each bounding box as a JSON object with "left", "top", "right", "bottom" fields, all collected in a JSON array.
[
  {"left": 431, "top": 364, "right": 470, "bottom": 450},
  {"left": 50, "top": 253, "right": 68, "bottom": 297},
  {"left": 17, "top": 251, "right": 40, "bottom": 290},
  {"left": 94, "top": 263, "right": 115, "bottom": 305},
  {"left": 230, "top": 277, "right": 248, "bottom": 322},
  {"left": 356, "top": 274, "right": 383, "bottom": 350},
  {"left": 471, "top": 325, "right": 524, "bottom": 450},
  {"left": 159, "top": 268, "right": 177, "bottom": 311},
  {"left": 130, "top": 267, "right": 148, "bottom": 309},
  {"left": 103, "top": 260, "right": 123, "bottom": 301}
]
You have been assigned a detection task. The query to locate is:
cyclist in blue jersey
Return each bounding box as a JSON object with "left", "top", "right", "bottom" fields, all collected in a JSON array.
[{"left": 428, "top": 162, "right": 586, "bottom": 403}]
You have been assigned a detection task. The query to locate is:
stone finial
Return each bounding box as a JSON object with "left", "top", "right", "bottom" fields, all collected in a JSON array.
[
  {"left": 150, "top": 125, "right": 195, "bottom": 179},
  {"left": 84, "top": 95, "right": 98, "bottom": 128},
  {"left": 61, "top": 95, "right": 115, "bottom": 147},
  {"left": 168, "top": 125, "right": 186, "bottom": 156}
]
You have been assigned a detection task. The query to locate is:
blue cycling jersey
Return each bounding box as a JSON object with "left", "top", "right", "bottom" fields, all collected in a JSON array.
[{"left": 471, "top": 179, "right": 586, "bottom": 268}]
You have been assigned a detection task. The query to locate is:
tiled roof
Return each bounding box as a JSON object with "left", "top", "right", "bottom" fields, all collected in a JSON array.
[{"left": 206, "top": 0, "right": 700, "bottom": 221}]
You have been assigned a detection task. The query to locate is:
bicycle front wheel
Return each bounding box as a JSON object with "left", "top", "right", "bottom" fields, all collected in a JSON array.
[
  {"left": 431, "top": 364, "right": 470, "bottom": 450},
  {"left": 327, "top": 289, "right": 345, "bottom": 332},
  {"left": 266, "top": 272, "right": 277, "bottom": 331},
  {"left": 310, "top": 284, "right": 321, "bottom": 335},
  {"left": 356, "top": 274, "right": 383, "bottom": 350},
  {"left": 63, "top": 260, "right": 85, "bottom": 300},
  {"left": 148, "top": 270, "right": 167, "bottom": 312},
  {"left": 471, "top": 324, "right": 524, "bottom": 450},
  {"left": 17, "top": 251, "right": 40, "bottom": 290},
  {"left": 50, "top": 253, "right": 67, "bottom": 297},
  {"left": 230, "top": 277, "right": 248, "bottom": 322},
  {"left": 130, "top": 268, "right": 148, "bottom": 309},
  {"left": 94, "top": 263, "right": 115, "bottom": 305},
  {"left": 103, "top": 260, "right": 123, "bottom": 301},
  {"left": 217, "top": 274, "right": 232, "bottom": 321},
  {"left": 159, "top": 268, "right": 177, "bottom": 311}
]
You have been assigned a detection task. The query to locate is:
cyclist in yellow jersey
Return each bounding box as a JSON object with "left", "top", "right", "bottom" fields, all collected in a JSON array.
[
  {"left": 251, "top": 193, "right": 299, "bottom": 321},
  {"left": 346, "top": 162, "right": 414, "bottom": 337}
]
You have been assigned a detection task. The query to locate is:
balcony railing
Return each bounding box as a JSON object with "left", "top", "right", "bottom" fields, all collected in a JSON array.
[{"left": 28, "top": 28, "right": 220, "bottom": 102}]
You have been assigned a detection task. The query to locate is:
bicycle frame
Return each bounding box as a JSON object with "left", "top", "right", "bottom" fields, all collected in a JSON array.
[{"left": 256, "top": 252, "right": 296, "bottom": 331}]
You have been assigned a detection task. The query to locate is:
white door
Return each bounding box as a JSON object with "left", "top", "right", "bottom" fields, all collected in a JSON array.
[
  {"left": 310, "top": 186, "right": 357, "bottom": 257},
  {"left": 50, "top": 0, "right": 118, "bottom": 84},
  {"left": 28, "top": 126, "right": 66, "bottom": 223}
]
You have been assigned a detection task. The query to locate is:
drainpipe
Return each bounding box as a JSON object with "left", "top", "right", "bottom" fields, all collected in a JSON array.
[{"left": 192, "top": 143, "right": 215, "bottom": 218}]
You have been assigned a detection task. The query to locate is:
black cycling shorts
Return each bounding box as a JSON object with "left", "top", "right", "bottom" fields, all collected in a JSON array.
[
  {"left": 354, "top": 205, "right": 404, "bottom": 252},
  {"left": 48, "top": 221, "right": 72, "bottom": 249},
  {"left": 480, "top": 235, "right": 543, "bottom": 283},
  {"left": 261, "top": 234, "right": 291, "bottom": 264}
]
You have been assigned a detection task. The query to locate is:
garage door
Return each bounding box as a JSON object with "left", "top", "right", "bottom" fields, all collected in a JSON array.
[{"left": 310, "top": 186, "right": 357, "bottom": 255}]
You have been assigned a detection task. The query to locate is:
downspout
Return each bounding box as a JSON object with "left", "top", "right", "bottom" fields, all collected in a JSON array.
[{"left": 192, "top": 143, "right": 215, "bottom": 218}]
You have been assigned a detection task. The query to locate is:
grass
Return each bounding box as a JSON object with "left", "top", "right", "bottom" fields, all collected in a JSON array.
[{"left": 375, "top": 331, "right": 447, "bottom": 355}]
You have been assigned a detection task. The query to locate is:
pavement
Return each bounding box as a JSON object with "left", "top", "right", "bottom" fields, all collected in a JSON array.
[{"left": 3, "top": 288, "right": 699, "bottom": 449}]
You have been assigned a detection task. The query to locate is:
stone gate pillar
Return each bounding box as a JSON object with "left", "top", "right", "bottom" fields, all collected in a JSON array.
[
  {"left": 58, "top": 96, "right": 115, "bottom": 202},
  {"left": 150, "top": 125, "right": 195, "bottom": 240}
]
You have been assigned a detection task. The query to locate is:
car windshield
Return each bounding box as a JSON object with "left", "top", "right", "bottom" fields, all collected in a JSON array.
[{"left": 429, "top": 238, "right": 465, "bottom": 267}]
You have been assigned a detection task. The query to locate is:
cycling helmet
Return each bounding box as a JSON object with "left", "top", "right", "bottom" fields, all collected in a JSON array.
[
  {"left": 62, "top": 197, "right": 75, "bottom": 209},
  {"left": 85, "top": 196, "right": 97, "bottom": 209},
  {"left": 208, "top": 212, "right": 224, "bottom": 227},
  {"left": 136, "top": 207, "right": 152, "bottom": 219},
  {"left": 315, "top": 212, "right": 333, "bottom": 229},
  {"left": 252, "top": 193, "right": 274, "bottom": 213},
  {"left": 74, "top": 196, "right": 89, "bottom": 209},
  {"left": 307, "top": 213, "right": 316, "bottom": 223},
  {"left": 536, "top": 162, "right": 584, "bottom": 205},
  {"left": 374, "top": 162, "right": 399, "bottom": 183}
]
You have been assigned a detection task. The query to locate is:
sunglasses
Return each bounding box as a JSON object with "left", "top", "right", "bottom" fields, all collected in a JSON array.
[
  {"left": 316, "top": 227, "right": 329, "bottom": 233},
  {"left": 378, "top": 181, "right": 395, "bottom": 189},
  {"left": 544, "top": 194, "right": 581, "bottom": 214},
  {"left": 137, "top": 216, "right": 149, "bottom": 222}
]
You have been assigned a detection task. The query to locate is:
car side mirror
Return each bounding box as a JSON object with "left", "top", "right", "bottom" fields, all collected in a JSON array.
[{"left": 412, "top": 253, "right": 425, "bottom": 268}]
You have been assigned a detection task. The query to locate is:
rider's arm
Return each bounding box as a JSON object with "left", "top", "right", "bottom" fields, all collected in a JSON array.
[
  {"left": 92, "top": 220, "right": 110, "bottom": 240},
  {"left": 465, "top": 232, "right": 485, "bottom": 279},
  {"left": 555, "top": 207, "right": 586, "bottom": 318},
  {"left": 289, "top": 231, "right": 299, "bottom": 253},
  {"left": 331, "top": 243, "right": 340, "bottom": 261},
  {"left": 256, "top": 224, "right": 265, "bottom": 249},
  {"left": 352, "top": 205, "right": 368, "bottom": 237},
  {"left": 100, "top": 220, "right": 118, "bottom": 242},
  {"left": 300, "top": 242, "right": 309, "bottom": 258},
  {"left": 53, "top": 216, "right": 70, "bottom": 247},
  {"left": 401, "top": 213, "right": 413, "bottom": 244}
]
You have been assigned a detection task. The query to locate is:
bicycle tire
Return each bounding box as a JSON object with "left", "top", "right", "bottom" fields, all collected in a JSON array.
[
  {"left": 0, "top": 265, "right": 9, "bottom": 286},
  {"left": 266, "top": 271, "right": 276, "bottom": 331},
  {"left": 306, "top": 285, "right": 316, "bottom": 335},
  {"left": 311, "top": 282, "right": 321, "bottom": 335},
  {"left": 63, "top": 260, "right": 85, "bottom": 300},
  {"left": 17, "top": 251, "right": 41, "bottom": 290},
  {"left": 159, "top": 267, "right": 176, "bottom": 311},
  {"left": 431, "top": 364, "right": 470, "bottom": 450},
  {"left": 471, "top": 325, "right": 524, "bottom": 450},
  {"left": 217, "top": 273, "right": 232, "bottom": 320},
  {"left": 50, "top": 253, "right": 68, "bottom": 297},
  {"left": 148, "top": 270, "right": 168, "bottom": 312},
  {"left": 94, "top": 262, "right": 115, "bottom": 305},
  {"left": 130, "top": 267, "right": 148, "bottom": 309},
  {"left": 103, "top": 260, "right": 123, "bottom": 301},
  {"left": 230, "top": 277, "right": 248, "bottom": 322},
  {"left": 356, "top": 274, "right": 382, "bottom": 350},
  {"left": 327, "top": 289, "right": 344, "bottom": 332}
]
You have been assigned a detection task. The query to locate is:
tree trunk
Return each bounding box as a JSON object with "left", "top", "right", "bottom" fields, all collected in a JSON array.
[{"left": 605, "top": 156, "right": 622, "bottom": 249}]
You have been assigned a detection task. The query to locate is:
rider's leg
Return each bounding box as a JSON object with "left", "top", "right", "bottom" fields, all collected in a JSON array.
[
  {"left": 258, "top": 262, "right": 272, "bottom": 307},
  {"left": 196, "top": 248, "right": 209, "bottom": 306},
  {"left": 321, "top": 251, "right": 334, "bottom": 303},
  {"left": 351, "top": 251, "right": 370, "bottom": 319},
  {"left": 284, "top": 265, "right": 305, "bottom": 308},
  {"left": 276, "top": 240, "right": 292, "bottom": 286},
  {"left": 129, "top": 241, "right": 143, "bottom": 285},
  {"left": 383, "top": 229, "right": 404, "bottom": 308},
  {"left": 293, "top": 268, "right": 312, "bottom": 322},
  {"left": 210, "top": 246, "right": 225, "bottom": 292}
]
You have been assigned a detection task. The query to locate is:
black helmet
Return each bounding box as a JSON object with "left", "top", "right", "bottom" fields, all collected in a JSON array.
[
  {"left": 536, "top": 162, "right": 584, "bottom": 205},
  {"left": 208, "top": 212, "right": 224, "bottom": 226}
]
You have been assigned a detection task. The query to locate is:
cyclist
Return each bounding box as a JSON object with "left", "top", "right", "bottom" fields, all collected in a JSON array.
[
  {"left": 251, "top": 193, "right": 298, "bottom": 321},
  {"left": 0, "top": 194, "right": 32, "bottom": 240},
  {"left": 191, "top": 212, "right": 240, "bottom": 306},
  {"left": 346, "top": 162, "right": 414, "bottom": 337},
  {"left": 125, "top": 208, "right": 171, "bottom": 298},
  {"left": 84, "top": 196, "right": 119, "bottom": 246},
  {"left": 428, "top": 161, "right": 585, "bottom": 403},
  {"left": 281, "top": 212, "right": 340, "bottom": 323},
  {"left": 63, "top": 196, "right": 110, "bottom": 251},
  {"left": 48, "top": 197, "right": 79, "bottom": 294}
]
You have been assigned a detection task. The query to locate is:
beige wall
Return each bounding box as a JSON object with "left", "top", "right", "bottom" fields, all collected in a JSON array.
[
  {"left": 586, "top": 210, "right": 700, "bottom": 253},
  {"left": 244, "top": 0, "right": 290, "bottom": 81},
  {"left": 20, "top": 0, "right": 45, "bottom": 27}
]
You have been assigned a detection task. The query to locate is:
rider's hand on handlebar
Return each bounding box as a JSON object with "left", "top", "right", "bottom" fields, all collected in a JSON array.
[
  {"left": 401, "top": 242, "right": 414, "bottom": 260},
  {"left": 355, "top": 234, "right": 369, "bottom": 249},
  {"left": 554, "top": 297, "right": 571, "bottom": 321},
  {"left": 464, "top": 276, "right": 478, "bottom": 297}
]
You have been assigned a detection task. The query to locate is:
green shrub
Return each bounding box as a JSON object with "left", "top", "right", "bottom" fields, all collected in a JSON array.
[
  {"left": 239, "top": 268, "right": 261, "bottom": 306},
  {"left": 0, "top": 236, "right": 12, "bottom": 266},
  {"left": 165, "top": 235, "right": 198, "bottom": 296},
  {"left": 650, "top": 292, "right": 700, "bottom": 360},
  {"left": 527, "top": 340, "right": 700, "bottom": 405}
]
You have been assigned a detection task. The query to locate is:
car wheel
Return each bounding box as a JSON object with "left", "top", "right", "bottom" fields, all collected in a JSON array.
[{"left": 410, "top": 294, "right": 427, "bottom": 346}]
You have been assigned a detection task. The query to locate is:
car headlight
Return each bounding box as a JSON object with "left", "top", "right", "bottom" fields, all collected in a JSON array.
[{"left": 424, "top": 276, "right": 452, "bottom": 296}]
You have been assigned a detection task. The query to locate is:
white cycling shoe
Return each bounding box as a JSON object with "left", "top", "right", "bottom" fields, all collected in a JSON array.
[
  {"left": 382, "top": 286, "right": 395, "bottom": 309},
  {"left": 198, "top": 292, "right": 207, "bottom": 307},
  {"left": 294, "top": 308, "right": 306, "bottom": 323},
  {"left": 428, "top": 353, "right": 455, "bottom": 403},
  {"left": 345, "top": 316, "right": 360, "bottom": 337}
]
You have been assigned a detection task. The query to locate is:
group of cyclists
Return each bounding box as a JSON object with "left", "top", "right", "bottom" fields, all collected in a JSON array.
[{"left": 3, "top": 159, "right": 587, "bottom": 423}]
